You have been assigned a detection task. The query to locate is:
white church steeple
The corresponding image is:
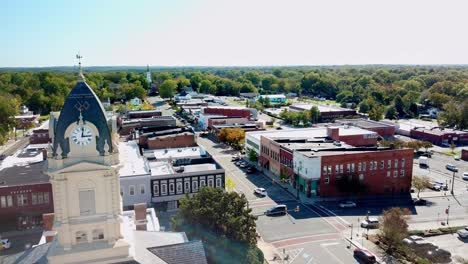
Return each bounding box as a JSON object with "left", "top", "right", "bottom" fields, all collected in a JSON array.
[{"left": 146, "top": 65, "right": 151, "bottom": 84}]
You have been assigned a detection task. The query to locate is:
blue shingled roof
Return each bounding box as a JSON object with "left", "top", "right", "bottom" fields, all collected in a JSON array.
[{"left": 53, "top": 79, "right": 112, "bottom": 157}]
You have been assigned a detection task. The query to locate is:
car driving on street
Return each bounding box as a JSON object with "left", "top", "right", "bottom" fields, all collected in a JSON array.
[
  {"left": 338, "top": 201, "right": 357, "bottom": 208},
  {"left": 265, "top": 204, "right": 287, "bottom": 216},
  {"left": 254, "top": 187, "right": 267, "bottom": 197}
]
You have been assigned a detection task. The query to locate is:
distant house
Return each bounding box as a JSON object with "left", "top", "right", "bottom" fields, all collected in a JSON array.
[
  {"left": 259, "top": 94, "right": 286, "bottom": 103},
  {"left": 286, "top": 92, "right": 297, "bottom": 98},
  {"left": 130, "top": 97, "right": 142, "bottom": 106},
  {"left": 102, "top": 98, "right": 111, "bottom": 108}
]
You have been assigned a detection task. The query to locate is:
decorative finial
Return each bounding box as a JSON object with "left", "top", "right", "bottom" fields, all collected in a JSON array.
[
  {"left": 55, "top": 144, "right": 63, "bottom": 160},
  {"left": 77, "top": 110, "right": 85, "bottom": 125},
  {"left": 76, "top": 53, "right": 85, "bottom": 81},
  {"left": 103, "top": 139, "right": 110, "bottom": 156}
]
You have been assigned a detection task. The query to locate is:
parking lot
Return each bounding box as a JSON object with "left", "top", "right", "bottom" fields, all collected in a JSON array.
[{"left": 425, "top": 233, "right": 468, "bottom": 263}]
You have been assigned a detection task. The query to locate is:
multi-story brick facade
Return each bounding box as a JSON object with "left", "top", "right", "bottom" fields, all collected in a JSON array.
[
  {"left": 259, "top": 136, "right": 282, "bottom": 177},
  {"left": 203, "top": 107, "right": 252, "bottom": 119},
  {"left": 29, "top": 128, "right": 50, "bottom": 144},
  {"left": 410, "top": 128, "right": 468, "bottom": 146},
  {"left": 317, "top": 148, "right": 413, "bottom": 197},
  {"left": 0, "top": 162, "right": 54, "bottom": 230},
  {"left": 146, "top": 133, "right": 197, "bottom": 150}
]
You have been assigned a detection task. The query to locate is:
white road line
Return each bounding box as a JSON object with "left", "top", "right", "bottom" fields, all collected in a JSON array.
[
  {"left": 317, "top": 205, "right": 351, "bottom": 226},
  {"left": 321, "top": 242, "right": 340, "bottom": 247},
  {"left": 279, "top": 238, "right": 341, "bottom": 248}
]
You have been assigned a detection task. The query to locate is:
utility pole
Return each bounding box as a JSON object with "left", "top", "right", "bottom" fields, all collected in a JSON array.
[
  {"left": 446, "top": 205, "right": 450, "bottom": 225},
  {"left": 357, "top": 217, "right": 360, "bottom": 237},
  {"left": 350, "top": 224, "right": 354, "bottom": 240},
  {"left": 451, "top": 171, "right": 456, "bottom": 195}
]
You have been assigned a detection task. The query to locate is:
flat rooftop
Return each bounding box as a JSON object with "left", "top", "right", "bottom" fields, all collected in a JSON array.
[
  {"left": 328, "top": 126, "right": 378, "bottom": 136},
  {"left": 336, "top": 119, "right": 395, "bottom": 129},
  {"left": 144, "top": 146, "right": 206, "bottom": 160},
  {"left": 276, "top": 139, "right": 351, "bottom": 150},
  {"left": 149, "top": 161, "right": 218, "bottom": 177},
  {"left": 246, "top": 127, "right": 328, "bottom": 142},
  {"left": 204, "top": 106, "right": 248, "bottom": 110},
  {"left": 118, "top": 141, "right": 149, "bottom": 177},
  {"left": 0, "top": 160, "right": 49, "bottom": 187},
  {"left": 297, "top": 147, "right": 399, "bottom": 158},
  {"left": 412, "top": 127, "right": 468, "bottom": 136},
  {"left": 290, "top": 103, "right": 353, "bottom": 113}
]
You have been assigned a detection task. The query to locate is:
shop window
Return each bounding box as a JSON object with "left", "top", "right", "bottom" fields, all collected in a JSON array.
[
  {"left": 6, "top": 195, "right": 12, "bottom": 207},
  {"left": 357, "top": 162, "right": 361, "bottom": 172},
  {"left": 359, "top": 174, "right": 364, "bottom": 181},
  {"left": 336, "top": 165, "right": 339, "bottom": 173}
]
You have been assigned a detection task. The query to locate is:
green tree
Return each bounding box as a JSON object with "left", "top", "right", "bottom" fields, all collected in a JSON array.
[
  {"left": 310, "top": 106, "right": 320, "bottom": 124},
  {"left": 385, "top": 105, "right": 397, "bottom": 120},
  {"left": 172, "top": 188, "right": 262, "bottom": 264},
  {"left": 368, "top": 105, "right": 384, "bottom": 121},
  {"left": 159, "top": 79, "right": 177, "bottom": 99},
  {"left": 359, "top": 101, "right": 370, "bottom": 113},
  {"left": 248, "top": 149, "right": 258, "bottom": 162},
  {"left": 394, "top": 95, "right": 405, "bottom": 117}
]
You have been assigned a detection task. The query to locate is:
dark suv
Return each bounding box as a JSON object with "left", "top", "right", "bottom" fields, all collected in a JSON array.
[{"left": 353, "top": 248, "right": 376, "bottom": 263}]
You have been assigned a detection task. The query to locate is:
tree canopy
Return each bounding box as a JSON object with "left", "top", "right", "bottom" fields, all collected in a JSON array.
[{"left": 172, "top": 187, "right": 262, "bottom": 264}]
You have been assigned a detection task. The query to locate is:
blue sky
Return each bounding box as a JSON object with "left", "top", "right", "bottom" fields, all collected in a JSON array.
[{"left": 2, "top": 0, "right": 468, "bottom": 67}]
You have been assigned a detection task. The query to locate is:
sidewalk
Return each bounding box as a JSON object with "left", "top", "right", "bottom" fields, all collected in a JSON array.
[{"left": 257, "top": 237, "right": 283, "bottom": 264}]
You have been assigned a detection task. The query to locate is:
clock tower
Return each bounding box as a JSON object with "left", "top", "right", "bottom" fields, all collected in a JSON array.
[{"left": 46, "top": 58, "right": 131, "bottom": 263}]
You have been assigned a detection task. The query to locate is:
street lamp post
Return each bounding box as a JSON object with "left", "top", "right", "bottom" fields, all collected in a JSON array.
[{"left": 350, "top": 224, "right": 354, "bottom": 240}]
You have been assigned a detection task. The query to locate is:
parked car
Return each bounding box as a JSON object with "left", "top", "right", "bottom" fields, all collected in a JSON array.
[
  {"left": 235, "top": 161, "right": 241, "bottom": 166},
  {"left": 338, "top": 201, "right": 357, "bottom": 208},
  {"left": 446, "top": 164, "right": 458, "bottom": 172},
  {"left": 434, "top": 181, "right": 448, "bottom": 191},
  {"left": 403, "top": 235, "right": 425, "bottom": 245},
  {"left": 454, "top": 156, "right": 460, "bottom": 161},
  {"left": 231, "top": 156, "right": 240, "bottom": 161},
  {"left": 430, "top": 183, "right": 441, "bottom": 191},
  {"left": 462, "top": 172, "right": 468, "bottom": 181},
  {"left": 239, "top": 163, "right": 248, "bottom": 168},
  {"left": 0, "top": 239, "right": 11, "bottom": 250},
  {"left": 412, "top": 198, "right": 427, "bottom": 206},
  {"left": 457, "top": 227, "right": 468, "bottom": 238},
  {"left": 265, "top": 205, "right": 287, "bottom": 216},
  {"left": 246, "top": 167, "right": 256, "bottom": 174},
  {"left": 254, "top": 187, "right": 267, "bottom": 197},
  {"left": 361, "top": 217, "right": 380, "bottom": 229},
  {"left": 353, "top": 248, "right": 377, "bottom": 263}
]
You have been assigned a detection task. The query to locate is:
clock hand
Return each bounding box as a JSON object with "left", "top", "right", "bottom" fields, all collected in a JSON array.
[{"left": 81, "top": 127, "right": 84, "bottom": 137}]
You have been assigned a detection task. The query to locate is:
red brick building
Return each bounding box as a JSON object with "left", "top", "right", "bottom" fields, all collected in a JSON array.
[
  {"left": 316, "top": 148, "right": 414, "bottom": 197},
  {"left": 335, "top": 119, "right": 396, "bottom": 138},
  {"left": 462, "top": 149, "right": 468, "bottom": 161},
  {"left": 410, "top": 127, "right": 468, "bottom": 146},
  {"left": 29, "top": 128, "right": 50, "bottom": 144},
  {"left": 327, "top": 127, "right": 378, "bottom": 147},
  {"left": 127, "top": 110, "right": 162, "bottom": 119},
  {"left": 203, "top": 107, "right": 252, "bottom": 119},
  {"left": 0, "top": 161, "right": 53, "bottom": 230},
  {"left": 146, "top": 133, "right": 196, "bottom": 150}
]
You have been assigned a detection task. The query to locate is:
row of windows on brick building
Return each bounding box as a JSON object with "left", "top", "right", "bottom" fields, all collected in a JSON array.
[{"left": 0, "top": 192, "right": 50, "bottom": 208}]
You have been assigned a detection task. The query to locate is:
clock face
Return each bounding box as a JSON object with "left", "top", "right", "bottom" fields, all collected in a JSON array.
[{"left": 71, "top": 126, "right": 93, "bottom": 146}]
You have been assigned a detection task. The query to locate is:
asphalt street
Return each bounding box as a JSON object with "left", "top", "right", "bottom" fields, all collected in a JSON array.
[{"left": 197, "top": 136, "right": 362, "bottom": 264}]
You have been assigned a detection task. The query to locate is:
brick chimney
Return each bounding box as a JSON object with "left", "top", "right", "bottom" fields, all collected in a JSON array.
[
  {"left": 42, "top": 213, "right": 56, "bottom": 242},
  {"left": 327, "top": 127, "right": 339, "bottom": 141},
  {"left": 134, "top": 203, "right": 147, "bottom": 231}
]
